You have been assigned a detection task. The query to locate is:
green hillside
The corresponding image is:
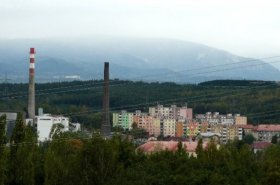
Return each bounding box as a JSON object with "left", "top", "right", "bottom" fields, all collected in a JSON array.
[{"left": 0, "top": 79, "right": 280, "bottom": 128}]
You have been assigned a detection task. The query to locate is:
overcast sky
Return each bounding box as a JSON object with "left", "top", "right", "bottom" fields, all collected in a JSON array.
[{"left": 1, "top": 0, "right": 280, "bottom": 58}]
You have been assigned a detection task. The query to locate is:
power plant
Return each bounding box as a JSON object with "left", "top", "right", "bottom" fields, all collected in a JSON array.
[
  {"left": 27, "top": 48, "right": 36, "bottom": 120},
  {"left": 25, "top": 48, "right": 111, "bottom": 136},
  {"left": 101, "top": 62, "right": 111, "bottom": 136}
]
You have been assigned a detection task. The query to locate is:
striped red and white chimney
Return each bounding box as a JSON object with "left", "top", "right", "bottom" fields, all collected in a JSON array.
[
  {"left": 28, "top": 48, "right": 36, "bottom": 119},
  {"left": 29, "top": 48, "right": 35, "bottom": 75}
]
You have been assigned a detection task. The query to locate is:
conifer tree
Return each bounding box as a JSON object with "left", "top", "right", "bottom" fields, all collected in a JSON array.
[
  {"left": 196, "top": 138, "right": 204, "bottom": 158},
  {"left": 0, "top": 115, "right": 7, "bottom": 185},
  {"left": 9, "top": 112, "right": 38, "bottom": 185},
  {"left": 10, "top": 112, "right": 25, "bottom": 144}
]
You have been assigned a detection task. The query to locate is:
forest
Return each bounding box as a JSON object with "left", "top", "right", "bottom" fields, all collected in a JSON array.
[
  {"left": 1, "top": 114, "right": 280, "bottom": 185},
  {"left": 0, "top": 79, "right": 280, "bottom": 129}
]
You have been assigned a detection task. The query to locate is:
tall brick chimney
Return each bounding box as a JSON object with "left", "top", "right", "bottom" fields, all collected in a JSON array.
[{"left": 101, "top": 62, "right": 111, "bottom": 136}]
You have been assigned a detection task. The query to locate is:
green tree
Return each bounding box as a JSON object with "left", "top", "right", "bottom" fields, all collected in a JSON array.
[
  {"left": 80, "top": 135, "right": 121, "bottom": 185},
  {"left": 130, "top": 127, "right": 148, "bottom": 139},
  {"left": 44, "top": 133, "right": 83, "bottom": 185},
  {"left": 9, "top": 112, "right": 38, "bottom": 185},
  {"left": 261, "top": 145, "right": 280, "bottom": 185},
  {"left": 271, "top": 135, "right": 278, "bottom": 144},
  {"left": 176, "top": 140, "right": 186, "bottom": 156},
  {"left": 0, "top": 115, "right": 7, "bottom": 185},
  {"left": 10, "top": 112, "right": 25, "bottom": 144},
  {"left": 132, "top": 122, "right": 137, "bottom": 130},
  {"left": 196, "top": 138, "right": 203, "bottom": 158},
  {"left": 243, "top": 134, "right": 256, "bottom": 145},
  {"left": 0, "top": 115, "right": 6, "bottom": 145}
]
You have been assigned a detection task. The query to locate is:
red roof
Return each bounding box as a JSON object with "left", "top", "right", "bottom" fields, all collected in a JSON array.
[
  {"left": 251, "top": 142, "right": 272, "bottom": 149},
  {"left": 256, "top": 124, "right": 280, "bottom": 132},
  {"left": 137, "top": 141, "right": 208, "bottom": 153},
  {"left": 238, "top": 125, "right": 255, "bottom": 129}
]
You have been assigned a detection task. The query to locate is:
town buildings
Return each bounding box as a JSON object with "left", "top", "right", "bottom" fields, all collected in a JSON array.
[
  {"left": 113, "top": 105, "right": 247, "bottom": 143},
  {"left": 113, "top": 105, "right": 193, "bottom": 137},
  {"left": 195, "top": 112, "right": 247, "bottom": 125},
  {"left": 251, "top": 124, "right": 280, "bottom": 142},
  {"left": 239, "top": 124, "right": 280, "bottom": 142},
  {"left": 254, "top": 124, "right": 280, "bottom": 141},
  {"left": 113, "top": 105, "right": 280, "bottom": 144},
  {"left": 195, "top": 112, "right": 245, "bottom": 143}
]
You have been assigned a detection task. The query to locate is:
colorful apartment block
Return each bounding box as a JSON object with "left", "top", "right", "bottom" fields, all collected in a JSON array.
[
  {"left": 228, "top": 125, "right": 243, "bottom": 141},
  {"left": 113, "top": 107, "right": 248, "bottom": 144},
  {"left": 239, "top": 124, "right": 280, "bottom": 142},
  {"left": 235, "top": 116, "right": 247, "bottom": 125},
  {"left": 133, "top": 114, "right": 161, "bottom": 137},
  {"left": 254, "top": 124, "right": 280, "bottom": 142},
  {"left": 112, "top": 111, "right": 134, "bottom": 130},
  {"left": 149, "top": 105, "right": 193, "bottom": 121},
  {"left": 163, "top": 119, "right": 176, "bottom": 137},
  {"left": 175, "top": 122, "right": 185, "bottom": 137},
  {"left": 209, "top": 124, "right": 242, "bottom": 144},
  {"left": 187, "top": 121, "right": 199, "bottom": 138},
  {"left": 151, "top": 118, "right": 161, "bottom": 137},
  {"left": 199, "top": 122, "right": 209, "bottom": 133},
  {"left": 195, "top": 112, "right": 245, "bottom": 125},
  {"left": 179, "top": 107, "right": 193, "bottom": 120}
]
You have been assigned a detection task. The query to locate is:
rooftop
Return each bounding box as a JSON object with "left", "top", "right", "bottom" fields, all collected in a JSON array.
[
  {"left": 137, "top": 141, "right": 208, "bottom": 153},
  {"left": 256, "top": 124, "right": 280, "bottom": 132},
  {"left": 0, "top": 112, "right": 17, "bottom": 121},
  {"left": 251, "top": 142, "right": 272, "bottom": 149},
  {"left": 238, "top": 124, "right": 255, "bottom": 129}
]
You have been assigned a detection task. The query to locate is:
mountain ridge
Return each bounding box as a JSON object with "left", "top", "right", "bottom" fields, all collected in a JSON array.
[{"left": 0, "top": 38, "right": 279, "bottom": 83}]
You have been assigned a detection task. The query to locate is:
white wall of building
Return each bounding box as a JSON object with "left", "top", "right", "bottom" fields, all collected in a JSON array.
[{"left": 36, "top": 114, "right": 70, "bottom": 142}]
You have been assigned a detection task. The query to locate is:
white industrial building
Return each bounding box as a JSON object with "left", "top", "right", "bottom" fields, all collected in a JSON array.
[
  {"left": 70, "top": 122, "right": 81, "bottom": 132},
  {"left": 31, "top": 108, "right": 81, "bottom": 142},
  {"left": 35, "top": 114, "right": 70, "bottom": 142}
]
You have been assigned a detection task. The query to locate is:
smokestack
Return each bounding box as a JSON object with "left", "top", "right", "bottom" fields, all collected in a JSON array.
[
  {"left": 28, "top": 48, "right": 35, "bottom": 119},
  {"left": 101, "top": 62, "right": 111, "bottom": 136}
]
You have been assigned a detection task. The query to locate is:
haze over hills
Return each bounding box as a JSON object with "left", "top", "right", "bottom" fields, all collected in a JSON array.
[{"left": 0, "top": 38, "right": 280, "bottom": 83}]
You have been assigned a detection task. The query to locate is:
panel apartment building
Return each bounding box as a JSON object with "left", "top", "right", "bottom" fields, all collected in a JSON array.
[
  {"left": 112, "top": 105, "right": 193, "bottom": 137},
  {"left": 112, "top": 106, "right": 249, "bottom": 144},
  {"left": 195, "top": 112, "right": 246, "bottom": 143}
]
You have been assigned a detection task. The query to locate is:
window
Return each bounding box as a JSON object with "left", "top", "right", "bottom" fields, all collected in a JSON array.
[{"left": 40, "top": 118, "right": 51, "bottom": 121}]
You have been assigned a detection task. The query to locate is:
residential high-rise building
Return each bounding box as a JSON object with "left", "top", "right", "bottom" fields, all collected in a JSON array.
[
  {"left": 176, "top": 121, "right": 185, "bottom": 137},
  {"left": 187, "top": 121, "right": 199, "bottom": 138},
  {"left": 113, "top": 111, "right": 134, "bottom": 131},
  {"left": 235, "top": 116, "right": 247, "bottom": 125},
  {"left": 163, "top": 119, "right": 176, "bottom": 137},
  {"left": 149, "top": 104, "right": 192, "bottom": 121},
  {"left": 133, "top": 114, "right": 161, "bottom": 137}
]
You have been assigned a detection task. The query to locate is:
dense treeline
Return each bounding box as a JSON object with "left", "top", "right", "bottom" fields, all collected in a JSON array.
[
  {"left": 199, "top": 79, "right": 276, "bottom": 87},
  {"left": 1, "top": 114, "right": 280, "bottom": 185},
  {"left": 0, "top": 79, "right": 280, "bottom": 128}
]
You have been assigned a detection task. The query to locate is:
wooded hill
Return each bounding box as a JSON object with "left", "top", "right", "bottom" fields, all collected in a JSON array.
[{"left": 0, "top": 79, "right": 279, "bottom": 128}]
